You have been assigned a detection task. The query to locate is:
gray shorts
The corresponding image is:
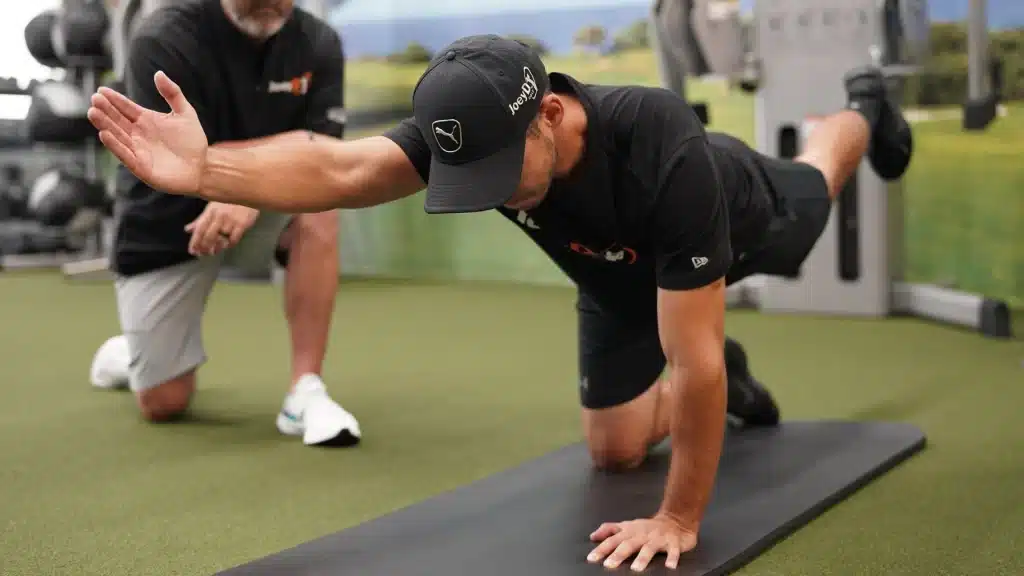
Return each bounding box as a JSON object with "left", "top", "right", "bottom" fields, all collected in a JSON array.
[{"left": 115, "top": 212, "right": 293, "bottom": 391}]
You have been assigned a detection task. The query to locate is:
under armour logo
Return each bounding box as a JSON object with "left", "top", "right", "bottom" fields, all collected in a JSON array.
[
  {"left": 516, "top": 210, "right": 539, "bottom": 230},
  {"left": 692, "top": 256, "right": 709, "bottom": 269},
  {"left": 431, "top": 119, "right": 462, "bottom": 154}
]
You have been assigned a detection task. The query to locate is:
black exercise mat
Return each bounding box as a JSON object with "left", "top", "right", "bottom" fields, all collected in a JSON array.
[{"left": 219, "top": 421, "right": 926, "bottom": 576}]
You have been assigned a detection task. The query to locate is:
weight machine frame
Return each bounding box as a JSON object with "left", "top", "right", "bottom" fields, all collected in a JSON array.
[{"left": 648, "top": 0, "right": 1014, "bottom": 339}]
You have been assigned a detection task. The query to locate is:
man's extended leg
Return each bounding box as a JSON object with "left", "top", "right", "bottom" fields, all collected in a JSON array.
[
  {"left": 796, "top": 67, "right": 914, "bottom": 196},
  {"left": 273, "top": 211, "right": 361, "bottom": 447},
  {"left": 714, "top": 67, "right": 914, "bottom": 429}
]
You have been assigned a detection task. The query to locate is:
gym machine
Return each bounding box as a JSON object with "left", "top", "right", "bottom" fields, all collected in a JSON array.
[
  {"left": 962, "top": 0, "right": 1002, "bottom": 131},
  {"left": 649, "top": 0, "right": 740, "bottom": 124},
  {"left": 719, "top": 0, "right": 1011, "bottom": 338}
]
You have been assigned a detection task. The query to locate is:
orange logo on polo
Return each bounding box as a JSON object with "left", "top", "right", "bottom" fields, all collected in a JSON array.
[{"left": 268, "top": 72, "right": 313, "bottom": 95}]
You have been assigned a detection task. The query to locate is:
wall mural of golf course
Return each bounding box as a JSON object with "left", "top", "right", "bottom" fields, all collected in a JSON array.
[{"left": 326, "top": 0, "right": 1024, "bottom": 307}]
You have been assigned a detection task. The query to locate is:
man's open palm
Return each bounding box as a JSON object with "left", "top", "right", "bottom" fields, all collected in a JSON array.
[{"left": 87, "top": 71, "right": 208, "bottom": 196}]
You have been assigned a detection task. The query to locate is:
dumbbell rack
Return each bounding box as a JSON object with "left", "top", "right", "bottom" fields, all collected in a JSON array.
[
  {"left": 58, "top": 58, "right": 116, "bottom": 279},
  {"left": 2, "top": 63, "right": 111, "bottom": 273}
]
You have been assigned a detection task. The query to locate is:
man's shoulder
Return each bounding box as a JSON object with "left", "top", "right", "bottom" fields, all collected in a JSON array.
[
  {"left": 131, "top": 0, "right": 205, "bottom": 53},
  {"left": 590, "top": 83, "right": 701, "bottom": 142},
  {"left": 555, "top": 74, "right": 702, "bottom": 184},
  {"left": 291, "top": 9, "right": 343, "bottom": 55}
]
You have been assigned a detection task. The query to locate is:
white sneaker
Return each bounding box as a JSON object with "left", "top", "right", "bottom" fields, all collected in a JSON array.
[
  {"left": 276, "top": 374, "right": 361, "bottom": 447},
  {"left": 89, "top": 335, "right": 131, "bottom": 390}
]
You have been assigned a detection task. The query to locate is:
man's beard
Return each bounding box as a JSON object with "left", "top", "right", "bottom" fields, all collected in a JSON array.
[{"left": 223, "top": 1, "right": 289, "bottom": 39}]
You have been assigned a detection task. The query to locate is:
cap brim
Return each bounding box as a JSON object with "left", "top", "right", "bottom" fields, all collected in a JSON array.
[{"left": 424, "top": 139, "right": 525, "bottom": 214}]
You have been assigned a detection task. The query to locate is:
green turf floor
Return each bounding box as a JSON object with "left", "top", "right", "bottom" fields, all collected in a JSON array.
[{"left": 1, "top": 272, "right": 1022, "bottom": 576}]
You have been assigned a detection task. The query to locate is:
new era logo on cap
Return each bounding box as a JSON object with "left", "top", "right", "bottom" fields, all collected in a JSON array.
[
  {"left": 411, "top": 35, "right": 550, "bottom": 215},
  {"left": 692, "top": 256, "right": 709, "bottom": 269}
]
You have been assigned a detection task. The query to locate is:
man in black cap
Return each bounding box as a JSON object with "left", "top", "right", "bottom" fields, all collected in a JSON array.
[{"left": 87, "top": 33, "right": 914, "bottom": 571}]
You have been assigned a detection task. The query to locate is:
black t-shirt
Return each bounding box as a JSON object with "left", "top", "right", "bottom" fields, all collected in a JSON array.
[
  {"left": 112, "top": 0, "right": 345, "bottom": 276},
  {"left": 384, "top": 73, "right": 773, "bottom": 319}
]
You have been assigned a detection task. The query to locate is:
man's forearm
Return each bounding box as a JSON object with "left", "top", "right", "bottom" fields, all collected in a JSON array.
[
  {"left": 199, "top": 131, "right": 354, "bottom": 213},
  {"left": 212, "top": 131, "right": 313, "bottom": 150},
  {"left": 658, "top": 366, "right": 727, "bottom": 531}
]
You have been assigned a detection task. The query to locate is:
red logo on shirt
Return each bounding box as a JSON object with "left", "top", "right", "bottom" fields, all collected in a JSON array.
[{"left": 569, "top": 242, "right": 638, "bottom": 264}]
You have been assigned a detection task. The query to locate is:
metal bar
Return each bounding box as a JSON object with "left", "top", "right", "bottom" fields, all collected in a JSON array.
[
  {"left": 967, "top": 0, "right": 988, "bottom": 100},
  {"left": 892, "top": 282, "right": 1011, "bottom": 338}
]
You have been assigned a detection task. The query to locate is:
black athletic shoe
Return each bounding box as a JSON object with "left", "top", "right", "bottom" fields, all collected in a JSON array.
[
  {"left": 725, "top": 338, "right": 780, "bottom": 428},
  {"left": 844, "top": 66, "right": 914, "bottom": 181}
]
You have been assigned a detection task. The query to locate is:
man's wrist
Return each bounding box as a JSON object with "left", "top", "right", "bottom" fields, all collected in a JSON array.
[
  {"left": 198, "top": 146, "right": 236, "bottom": 203},
  {"left": 654, "top": 509, "right": 699, "bottom": 535}
]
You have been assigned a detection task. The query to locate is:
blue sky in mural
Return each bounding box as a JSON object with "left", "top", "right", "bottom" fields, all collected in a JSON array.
[
  {"left": 334, "top": 0, "right": 749, "bottom": 20},
  {"left": 328, "top": 0, "right": 1022, "bottom": 57},
  {"left": 333, "top": 0, "right": 1018, "bottom": 24}
]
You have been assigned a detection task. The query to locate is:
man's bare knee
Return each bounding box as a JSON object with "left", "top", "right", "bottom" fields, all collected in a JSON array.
[
  {"left": 136, "top": 373, "right": 195, "bottom": 422},
  {"left": 582, "top": 381, "right": 666, "bottom": 471},
  {"left": 588, "top": 441, "right": 649, "bottom": 471}
]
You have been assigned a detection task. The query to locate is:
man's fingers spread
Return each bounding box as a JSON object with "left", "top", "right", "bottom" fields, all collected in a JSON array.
[
  {"left": 590, "top": 523, "right": 621, "bottom": 541},
  {"left": 604, "top": 538, "right": 643, "bottom": 570},
  {"left": 631, "top": 542, "right": 661, "bottom": 572},
  {"left": 588, "top": 531, "right": 627, "bottom": 563},
  {"left": 91, "top": 94, "right": 137, "bottom": 137},
  {"left": 154, "top": 71, "right": 192, "bottom": 116},
  {"left": 98, "top": 86, "right": 144, "bottom": 122},
  {"left": 87, "top": 107, "right": 122, "bottom": 138},
  {"left": 94, "top": 95, "right": 137, "bottom": 139},
  {"left": 88, "top": 107, "right": 133, "bottom": 147},
  {"left": 665, "top": 543, "right": 681, "bottom": 570},
  {"left": 98, "top": 130, "right": 137, "bottom": 170}
]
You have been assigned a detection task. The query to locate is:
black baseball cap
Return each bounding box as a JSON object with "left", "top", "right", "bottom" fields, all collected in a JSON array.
[{"left": 412, "top": 35, "right": 550, "bottom": 214}]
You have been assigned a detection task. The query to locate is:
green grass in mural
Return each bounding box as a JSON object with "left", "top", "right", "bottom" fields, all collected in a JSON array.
[
  {"left": 901, "top": 106, "right": 1024, "bottom": 306},
  {"left": 345, "top": 49, "right": 753, "bottom": 138}
]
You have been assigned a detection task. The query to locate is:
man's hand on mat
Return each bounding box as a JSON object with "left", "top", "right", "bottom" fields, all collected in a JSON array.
[
  {"left": 88, "top": 71, "right": 208, "bottom": 197},
  {"left": 587, "top": 515, "right": 697, "bottom": 572},
  {"left": 185, "top": 202, "right": 259, "bottom": 256}
]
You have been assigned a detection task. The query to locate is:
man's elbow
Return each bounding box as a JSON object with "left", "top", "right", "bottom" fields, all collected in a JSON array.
[{"left": 668, "top": 352, "right": 727, "bottom": 396}]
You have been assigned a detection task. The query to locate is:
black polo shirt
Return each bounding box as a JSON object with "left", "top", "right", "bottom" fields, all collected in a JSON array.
[
  {"left": 384, "top": 73, "right": 773, "bottom": 318},
  {"left": 112, "top": 0, "right": 345, "bottom": 276}
]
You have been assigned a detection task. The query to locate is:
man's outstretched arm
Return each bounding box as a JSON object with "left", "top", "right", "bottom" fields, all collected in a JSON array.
[{"left": 199, "top": 132, "right": 425, "bottom": 213}]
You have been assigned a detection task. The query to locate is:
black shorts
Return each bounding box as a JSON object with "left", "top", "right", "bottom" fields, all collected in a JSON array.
[{"left": 577, "top": 134, "right": 831, "bottom": 410}]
